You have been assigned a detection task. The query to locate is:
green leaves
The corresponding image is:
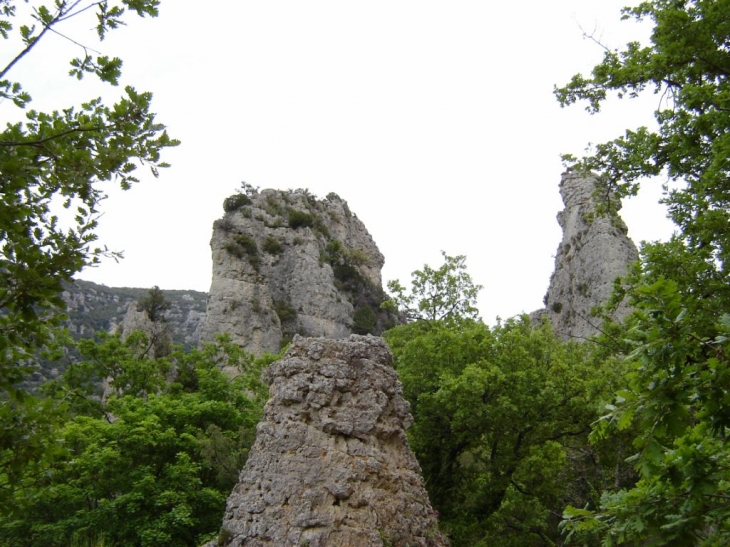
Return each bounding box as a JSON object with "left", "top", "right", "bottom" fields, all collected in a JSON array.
[
  {"left": 0, "top": 334, "right": 272, "bottom": 547},
  {"left": 0, "top": 2, "right": 179, "bottom": 395},
  {"left": 385, "top": 251, "right": 483, "bottom": 323},
  {"left": 556, "top": 4, "right": 730, "bottom": 542},
  {"left": 386, "top": 318, "right": 615, "bottom": 546}
]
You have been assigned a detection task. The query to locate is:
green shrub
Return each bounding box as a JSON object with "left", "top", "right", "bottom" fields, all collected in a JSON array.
[
  {"left": 224, "top": 234, "right": 260, "bottom": 270},
  {"left": 312, "top": 216, "right": 330, "bottom": 238},
  {"left": 264, "top": 195, "right": 283, "bottom": 216},
  {"left": 353, "top": 305, "right": 377, "bottom": 335},
  {"left": 223, "top": 193, "right": 252, "bottom": 213},
  {"left": 273, "top": 300, "right": 297, "bottom": 324},
  {"left": 551, "top": 301, "right": 563, "bottom": 313},
  {"left": 262, "top": 236, "right": 283, "bottom": 255},
  {"left": 288, "top": 209, "right": 314, "bottom": 229}
]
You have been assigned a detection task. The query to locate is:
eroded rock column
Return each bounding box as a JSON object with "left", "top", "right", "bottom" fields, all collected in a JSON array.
[{"left": 215, "top": 335, "right": 448, "bottom": 547}]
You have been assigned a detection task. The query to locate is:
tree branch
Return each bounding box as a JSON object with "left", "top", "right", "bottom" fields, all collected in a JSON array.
[{"left": 0, "top": 124, "right": 108, "bottom": 147}]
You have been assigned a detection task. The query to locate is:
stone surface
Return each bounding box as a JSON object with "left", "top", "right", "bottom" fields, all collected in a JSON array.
[
  {"left": 213, "top": 335, "right": 448, "bottom": 547},
  {"left": 534, "top": 171, "right": 639, "bottom": 340},
  {"left": 201, "top": 190, "right": 391, "bottom": 355}
]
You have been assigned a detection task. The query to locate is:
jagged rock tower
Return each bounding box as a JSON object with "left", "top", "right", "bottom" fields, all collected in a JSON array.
[
  {"left": 211, "top": 335, "right": 448, "bottom": 547},
  {"left": 536, "top": 171, "right": 639, "bottom": 340},
  {"left": 201, "top": 189, "right": 391, "bottom": 355}
]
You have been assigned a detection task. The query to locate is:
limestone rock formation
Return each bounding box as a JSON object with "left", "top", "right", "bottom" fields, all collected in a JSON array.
[
  {"left": 201, "top": 189, "right": 392, "bottom": 355},
  {"left": 535, "top": 171, "right": 639, "bottom": 340},
  {"left": 212, "top": 335, "right": 448, "bottom": 547}
]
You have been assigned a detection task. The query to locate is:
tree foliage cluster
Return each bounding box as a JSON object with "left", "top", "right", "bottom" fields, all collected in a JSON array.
[
  {"left": 384, "top": 255, "right": 630, "bottom": 546},
  {"left": 0, "top": 0, "right": 178, "bottom": 395},
  {"left": 0, "top": 331, "right": 273, "bottom": 547},
  {"left": 553, "top": 1, "right": 730, "bottom": 545}
]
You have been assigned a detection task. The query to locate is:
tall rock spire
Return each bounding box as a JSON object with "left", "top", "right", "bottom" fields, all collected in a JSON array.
[{"left": 537, "top": 171, "right": 639, "bottom": 340}]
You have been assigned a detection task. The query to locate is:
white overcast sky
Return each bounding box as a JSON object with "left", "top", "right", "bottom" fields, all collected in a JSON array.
[{"left": 6, "top": 1, "right": 676, "bottom": 323}]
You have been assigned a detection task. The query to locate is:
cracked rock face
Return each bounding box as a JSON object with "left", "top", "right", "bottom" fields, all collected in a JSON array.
[
  {"left": 535, "top": 171, "right": 639, "bottom": 340},
  {"left": 201, "top": 190, "right": 389, "bottom": 355},
  {"left": 213, "top": 335, "right": 448, "bottom": 547}
]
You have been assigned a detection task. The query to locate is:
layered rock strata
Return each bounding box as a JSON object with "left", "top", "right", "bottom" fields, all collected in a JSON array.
[
  {"left": 201, "top": 189, "right": 390, "bottom": 355},
  {"left": 212, "top": 335, "right": 448, "bottom": 547},
  {"left": 536, "top": 171, "right": 639, "bottom": 340}
]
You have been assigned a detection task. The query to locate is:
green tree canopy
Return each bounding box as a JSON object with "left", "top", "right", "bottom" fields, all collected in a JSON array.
[
  {"left": 556, "top": 1, "right": 730, "bottom": 544},
  {"left": 384, "top": 255, "right": 625, "bottom": 546},
  {"left": 0, "top": 333, "right": 273, "bottom": 547},
  {"left": 384, "top": 251, "right": 483, "bottom": 323},
  {"left": 0, "top": 1, "right": 178, "bottom": 394},
  {"left": 386, "top": 317, "right": 621, "bottom": 547}
]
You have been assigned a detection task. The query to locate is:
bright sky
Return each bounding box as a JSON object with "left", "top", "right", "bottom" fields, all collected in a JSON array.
[{"left": 7, "top": 1, "right": 675, "bottom": 322}]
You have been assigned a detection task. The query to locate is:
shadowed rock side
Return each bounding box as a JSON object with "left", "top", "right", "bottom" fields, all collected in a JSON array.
[
  {"left": 201, "top": 190, "right": 392, "bottom": 356},
  {"left": 212, "top": 335, "right": 448, "bottom": 547},
  {"left": 534, "top": 171, "right": 639, "bottom": 340}
]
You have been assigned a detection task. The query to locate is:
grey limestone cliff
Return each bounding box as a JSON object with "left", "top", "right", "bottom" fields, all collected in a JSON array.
[
  {"left": 201, "top": 189, "right": 392, "bottom": 355},
  {"left": 211, "top": 335, "right": 448, "bottom": 547},
  {"left": 535, "top": 171, "right": 639, "bottom": 340},
  {"left": 62, "top": 280, "right": 206, "bottom": 347}
]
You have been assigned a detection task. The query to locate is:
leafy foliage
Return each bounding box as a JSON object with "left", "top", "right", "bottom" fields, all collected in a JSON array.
[
  {"left": 385, "top": 251, "right": 483, "bottom": 323},
  {"left": 0, "top": 333, "right": 273, "bottom": 547},
  {"left": 387, "top": 317, "right": 618, "bottom": 547},
  {"left": 383, "top": 255, "right": 626, "bottom": 546},
  {"left": 556, "top": 1, "right": 730, "bottom": 544},
  {"left": 224, "top": 234, "right": 260, "bottom": 271},
  {"left": 287, "top": 208, "right": 314, "bottom": 229},
  {"left": 262, "top": 235, "right": 283, "bottom": 255},
  {"left": 223, "top": 193, "right": 252, "bottom": 213},
  {"left": 137, "top": 285, "right": 172, "bottom": 323},
  {"left": 0, "top": 1, "right": 178, "bottom": 395}
]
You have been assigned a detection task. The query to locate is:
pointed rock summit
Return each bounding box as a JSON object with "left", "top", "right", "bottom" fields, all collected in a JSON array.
[
  {"left": 536, "top": 171, "right": 639, "bottom": 340},
  {"left": 212, "top": 335, "right": 448, "bottom": 547}
]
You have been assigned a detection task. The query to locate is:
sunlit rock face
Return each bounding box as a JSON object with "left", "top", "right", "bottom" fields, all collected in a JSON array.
[
  {"left": 201, "top": 190, "right": 391, "bottom": 355},
  {"left": 534, "top": 171, "right": 639, "bottom": 340},
  {"left": 212, "top": 335, "right": 448, "bottom": 547}
]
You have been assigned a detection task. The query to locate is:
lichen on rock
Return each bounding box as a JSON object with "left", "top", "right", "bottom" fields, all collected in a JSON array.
[{"left": 211, "top": 335, "right": 448, "bottom": 547}]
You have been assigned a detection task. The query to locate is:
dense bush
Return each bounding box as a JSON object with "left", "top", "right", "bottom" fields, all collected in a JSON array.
[
  {"left": 352, "top": 305, "right": 378, "bottom": 335},
  {"left": 0, "top": 334, "right": 274, "bottom": 547},
  {"left": 273, "top": 300, "right": 297, "bottom": 324},
  {"left": 262, "top": 236, "right": 283, "bottom": 255},
  {"left": 287, "top": 209, "right": 314, "bottom": 229},
  {"left": 222, "top": 193, "right": 252, "bottom": 213},
  {"left": 224, "top": 235, "right": 260, "bottom": 270}
]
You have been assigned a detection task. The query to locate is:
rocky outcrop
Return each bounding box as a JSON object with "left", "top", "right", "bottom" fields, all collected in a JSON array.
[
  {"left": 211, "top": 335, "right": 448, "bottom": 547},
  {"left": 201, "top": 189, "right": 392, "bottom": 355},
  {"left": 535, "top": 171, "right": 639, "bottom": 340}
]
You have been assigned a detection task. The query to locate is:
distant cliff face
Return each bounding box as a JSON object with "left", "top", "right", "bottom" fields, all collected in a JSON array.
[
  {"left": 535, "top": 171, "right": 639, "bottom": 340},
  {"left": 210, "top": 335, "right": 448, "bottom": 547},
  {"left": 62, "top": 280, "right": 207, "bottom": 348},
  {"left": 201, "top": 189, "right": 392, "bottom": 355}
]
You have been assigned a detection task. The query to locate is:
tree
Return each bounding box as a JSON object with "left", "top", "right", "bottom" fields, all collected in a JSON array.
[
  {"left": 0, "top": 333, "right": 273, "bottom": 547},
  {"left": 384, "top": 256, "right": 623, "bottom": 546},
  {"left": 0, "top": 1, "right": 178, "bottom": 393},
  {"left": 137, "top": 285, "right": 172, "bottom": 323},
  {"left": 384, "top": 251, "right": 483, "bottom": 323},
  {"left": 556, "top": 1, "right": 730, "bottom": 544},
  {"left": 386, "top": 317, "right": 620, "bottom": 547}
]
